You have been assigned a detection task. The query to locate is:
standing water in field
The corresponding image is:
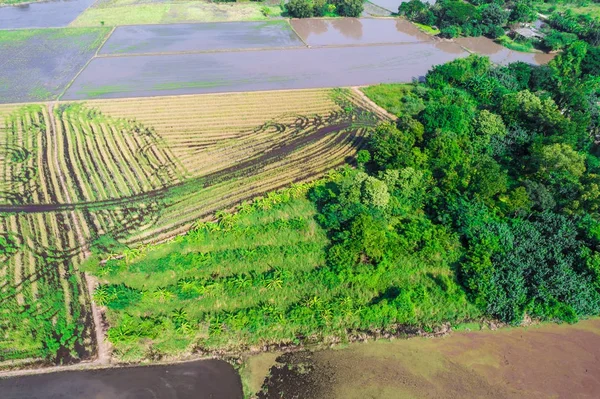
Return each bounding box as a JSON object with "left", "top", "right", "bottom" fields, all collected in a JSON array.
[
  {"left": 291, "top": 18, "right": 431, "bottom": 46},
  {"left": 0, "top": 359, "right": 243, "bottom": 399},
  {"left": 456, "top": 36, "right": 556, "bottom": 65},
  {"left": 99, "top": 21, "right": 306, "bottom": 55},
  {"left": 0, "top": 0, "right": 96, "bottom": 29}
]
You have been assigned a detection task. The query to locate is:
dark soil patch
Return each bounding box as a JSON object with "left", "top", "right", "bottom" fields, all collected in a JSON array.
[
  {"left": 257, "top": 352, "right": 334, "bottom": 399},
  {"left": 0, "top": 359, "right": 243, "bottom": 399}
]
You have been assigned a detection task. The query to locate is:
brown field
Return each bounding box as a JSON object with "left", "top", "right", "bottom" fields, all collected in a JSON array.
[{"left": 256, "top": 319, "right": 600, "bottom": 399}]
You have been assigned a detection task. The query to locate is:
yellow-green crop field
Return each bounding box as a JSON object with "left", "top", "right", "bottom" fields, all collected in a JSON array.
[{"left": 0, "top": 88, "right": 385, "bottom": 364}]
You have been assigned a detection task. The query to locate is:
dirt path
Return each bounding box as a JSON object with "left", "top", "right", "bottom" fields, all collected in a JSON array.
[
  {"left": 351, "top": 86, "right": 397, "bottom": 121},
  {"left": 47, "top": 103, "right": 110, "bottom": 365}
]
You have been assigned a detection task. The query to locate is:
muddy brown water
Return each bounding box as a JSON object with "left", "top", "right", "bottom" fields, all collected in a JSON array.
[
  {"left": 0, "top": 359, "right": 242, "bottom": 399},
  {"left": 291, "top": 18, "right": 431, "bottom": 46},
  {"left": 0, "top": 0, "right": 95, "bottom": 29},
  {"left": 64, "top": 42, "right": 469, "bottom": 100},
  {"left": 259, "top": 319, "right": 600, "bottom": 399},
  {"left": 456, "top": 36, "right": 556, "bottom": 65},
  {"left": 99, "top": 21, "right": 305, "bottom": 55}
]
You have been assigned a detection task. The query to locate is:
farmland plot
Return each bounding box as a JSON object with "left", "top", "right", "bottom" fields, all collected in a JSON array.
[
  {"left": 63, "top": 43, "right": 468, "bottom": 100},
  {"left": 99, "top": 21, "right": 305, "bottom": 55},
  {"left": 0, "top": 28, "right": 110, "bottom": 103},
  {"left": 0, "top": 89, "right": 385, "bottom": 362}
]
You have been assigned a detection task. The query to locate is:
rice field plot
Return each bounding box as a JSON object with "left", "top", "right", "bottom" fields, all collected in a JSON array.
[
  {"left": 0, "top": 105, "right": 96, "bottom": 364},
  {"left": 0, "top": 27, "right": 110, "bottom": 103},
  {"left": 0, "top": 0, "right": 97, "bottom": 30},
  {"left": 98, "top": 21, "right": 305, "bottom": 55},
  {"left": 63, "top": 43, "right": 467, "bottom": 100},
  {"left": 85, "top": 88, "right": 387, "bottom": 244},
  {"left": 0, "top": 88, "right": 385, "bottom": 363}
]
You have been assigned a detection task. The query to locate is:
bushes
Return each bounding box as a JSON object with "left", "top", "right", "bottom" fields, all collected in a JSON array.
[
  {"left": 285, "top": 0, "right": 362, "bottom": 17},
  {"left": 543, "top": 30, "right": 579, "bottom": 51},
  {"left": 335, "top": 0, "right": 363, "bottom": 17},
  {"left": 286, "top": 0, "right": 315, "bottom": 18}
]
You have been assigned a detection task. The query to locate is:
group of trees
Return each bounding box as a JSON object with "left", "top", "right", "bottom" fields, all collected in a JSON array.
[
  {"left": 399, "top": 0, "right": 600, "bottom": 53},
  {"left": 399, "top": 0, "right": 536, "bottom": 38},
  {"left": 286, "top": 0, "right": 363, "bottom": 18},
  {"left": 316, "top": 43, "right": 600, "bottom": 324},
  {"left": 548, "top": 9, "right": 600, "bottom": 46}
]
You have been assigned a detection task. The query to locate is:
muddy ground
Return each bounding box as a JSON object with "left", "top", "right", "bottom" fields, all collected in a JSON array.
[
  {"left": 99, "top": 21, "right": 305, "bottom": 55},
  {"left": 258, "top": 319, "right": 600, "bottom": 398},
  {"left": 0, "top": 359, "right": 242, "bottom": 399}
]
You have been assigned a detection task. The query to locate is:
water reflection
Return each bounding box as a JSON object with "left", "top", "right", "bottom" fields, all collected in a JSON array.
[
  {"left": 0, "top": 0, "right": 96, "bottom": 29},
  {"left": 331, "top": 18, "right": 363, "bottom": 40},
  {"left": 291, "top": 18, "right": 431, "bottom": 46},
  {"left": 455, "top": 36, "right": 555, "bottom": 65},
  {"left": 435, "top": 41, "right": 466, "bottom": 54}
]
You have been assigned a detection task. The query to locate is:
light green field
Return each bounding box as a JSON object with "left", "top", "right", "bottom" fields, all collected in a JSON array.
[
  {"left": 537, "top": 1, "right": 600, "bottom": 18},
  {"left": 70, "top": 0, "right": 283, "bottom": 27}
]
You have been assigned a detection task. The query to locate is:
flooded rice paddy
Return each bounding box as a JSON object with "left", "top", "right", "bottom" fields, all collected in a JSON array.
[
  {"left": 0, "top": 0, "right": 95, "bottom": 29},
  {"left": 291, "top": 18, "right": 430, "bottom": 46},
  {"left": 99, "top": 21, "right": 305, "bottom": 55},
  {"left": 65, "top": 42, "right": 468, "bottom": 99},
  {"left": 0, "top": 27, "right": 109, "bottom": 103},
  {"left": 456, "top": 36, "right": 556, "bottom": 65},
  {"left": 259, "top": 319, "right": 600, "bottom": 398},
  {"left": 0, "top": 17, "right": 556, "bottom": 103},
  {"left": 0, "top": 359, "right": 242, "bottom": 399}
]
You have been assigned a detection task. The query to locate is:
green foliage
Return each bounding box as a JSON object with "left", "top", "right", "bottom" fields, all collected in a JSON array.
[
  {"left": 285, "top": 0, "right": 353, "bottom": 17},
  {"left": 286, "top": 0, "right": 314, "bottom": 17},
  {"left": 509, "top": 0, "right": 537, "bottom": 23},
  {"left": 543, "top": 29, "right": 580, "bottom": 51},
  {"left": 363, "top": 50, "right": 600, "bottom": 324},
  {"left": 335, "top": 0, "right": 364, "bottom": 17}
]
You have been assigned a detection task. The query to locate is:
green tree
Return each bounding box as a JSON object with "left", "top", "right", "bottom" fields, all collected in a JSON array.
[
  {"left": 335, "top": 0, "right": 363, "bottom": 17},
  {"left": 286, "top": 0, "right": 314, "bottom": 18},
  {"left": 509, "top": 0, "right": 536, "bottom": 23}
]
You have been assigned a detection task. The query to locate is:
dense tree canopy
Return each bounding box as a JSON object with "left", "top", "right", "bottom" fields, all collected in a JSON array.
[{"left": 318, "top": 44, "right": 600, "bottom": 325}]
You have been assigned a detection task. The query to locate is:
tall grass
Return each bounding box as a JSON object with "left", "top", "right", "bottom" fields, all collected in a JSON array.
[{"left": 87, "top": 180, "right": 479, "bottom": 361}]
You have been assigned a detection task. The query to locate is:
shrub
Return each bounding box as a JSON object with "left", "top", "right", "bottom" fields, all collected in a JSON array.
[
  {"left": 487, "top": 25, "right": 505, "bottom": 39},
  {"left": 336, "top": 0, "right": 364, "bottom": 17},
  {"left": 260, "top": 6, "right": 271, "bottom": 16},
  {"left": 543, "top": 30, "right": 579, "bottom": 51},
  {"left": 312, "top": 0, "right": 327, "bottom": 16},
  {"left": 440, "top": 25, "right": 462, "bottom": 38},
  {"left": 286, "top": 0, "right": 314, "bottom": 18}
]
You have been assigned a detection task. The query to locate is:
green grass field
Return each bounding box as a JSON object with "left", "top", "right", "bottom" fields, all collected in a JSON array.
[
  {"left": 70, "top": 0, "right": 283, "bottom": 27},
  {"left": 84, "top": 183, "right": 478, "bottom": 362},
  {"left": 537, "top": 1, "right": 600, "bottom": 18}
]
